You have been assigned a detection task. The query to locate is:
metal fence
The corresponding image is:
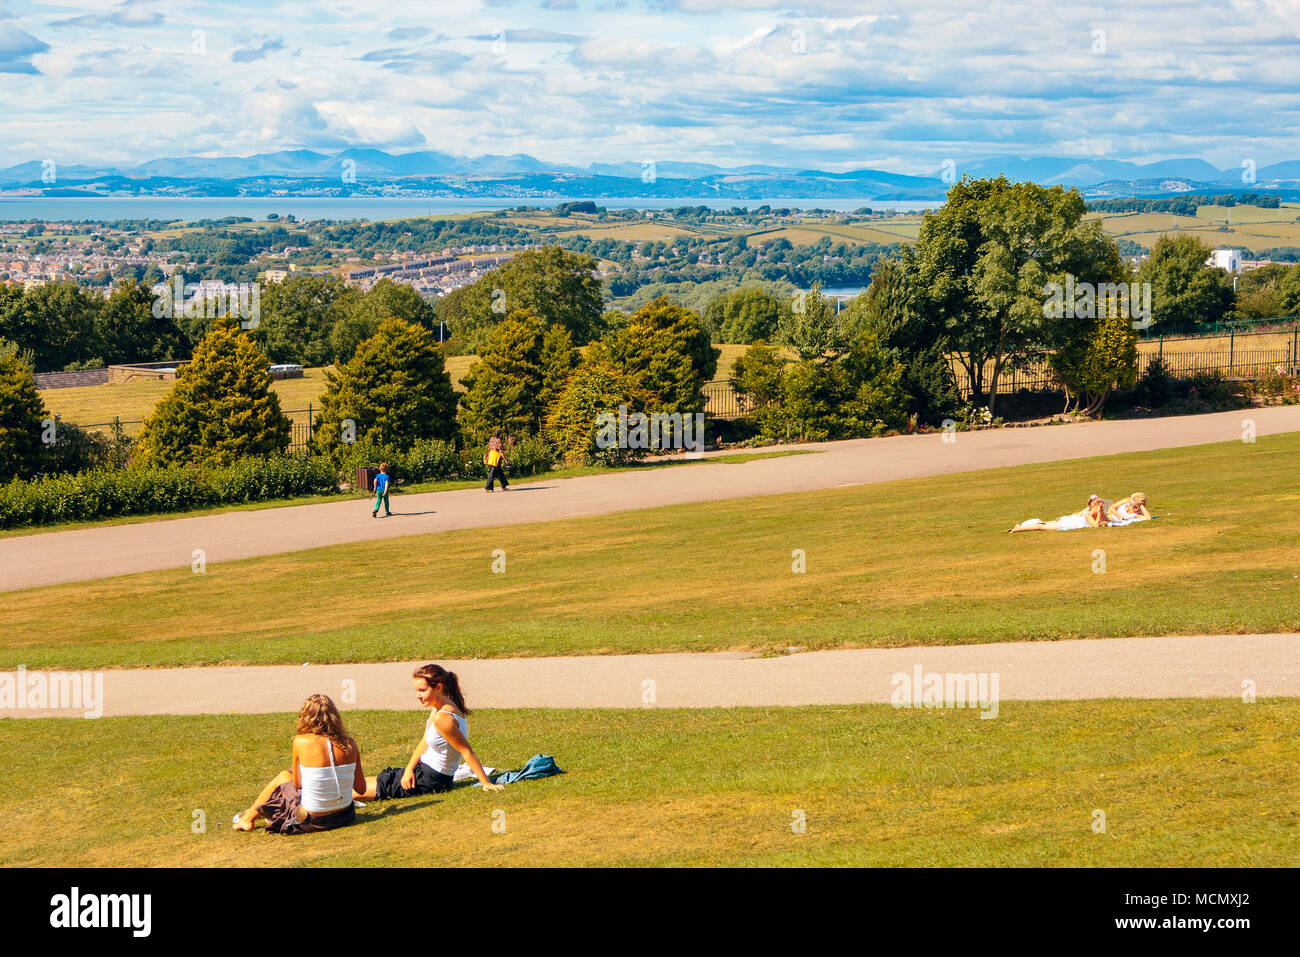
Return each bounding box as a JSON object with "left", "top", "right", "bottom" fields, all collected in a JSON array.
[
  {"left": 951, "top": 326, "right": 1300, "bottom": 398},
  {"left": 702, "top": 381, "right": 750, "bottom": 420},
  {"left": 72, "top": 408, "right": 321, "bottom": 452}
]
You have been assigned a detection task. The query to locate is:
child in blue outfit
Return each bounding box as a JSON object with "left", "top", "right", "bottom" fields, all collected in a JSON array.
[{"left": 372, "top": 462, "right": 391, "bottom": 518}]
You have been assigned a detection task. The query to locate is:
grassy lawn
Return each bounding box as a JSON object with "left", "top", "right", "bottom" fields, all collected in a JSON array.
[
  {"left": 3, "top": 435, "right": 1297, "bottom": 671},
  {"left": 3, "top": 699, "right": 1294, "bottom": 867},
  {"left": 40, "top": 366, "right": 337, "bottom": 432}
]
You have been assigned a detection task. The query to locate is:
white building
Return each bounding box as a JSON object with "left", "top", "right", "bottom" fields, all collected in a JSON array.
[{"left": 1206, "top": 248, "right": 1243, "bottom": 273}]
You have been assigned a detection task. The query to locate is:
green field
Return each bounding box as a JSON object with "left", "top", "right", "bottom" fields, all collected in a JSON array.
[
  {"left": 4, "top": 434, "right": 1297, "bottom": 671},
  {"left": 38, "top": 347, "right": 756, "bottom": 433},
  {"left": 4, "top": 699, "right": 1294, "bottom": 867}
]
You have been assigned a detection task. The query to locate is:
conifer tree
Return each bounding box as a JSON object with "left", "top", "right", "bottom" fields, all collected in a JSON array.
[{"left": 135, "top": 321, "right": 291, "bottom": 467}]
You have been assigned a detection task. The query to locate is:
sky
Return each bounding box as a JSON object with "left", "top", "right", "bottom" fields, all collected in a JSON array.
[{"left": 1, "top": 0, "right": 1298, "bottom": 174}]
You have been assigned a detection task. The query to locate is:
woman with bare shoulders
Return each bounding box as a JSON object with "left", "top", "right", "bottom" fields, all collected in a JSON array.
[
  {"left": 1106, "top": 492, "right": 1151, "bottom": 524},
  {"left": 233, "top": 694, "right": 366, "bottom": 834},
  {"left": 355, "top": 664, "right": 503, "bottom": 800}
]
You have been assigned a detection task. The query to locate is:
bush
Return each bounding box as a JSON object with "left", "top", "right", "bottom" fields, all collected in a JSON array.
[
  {"left": 0, "top": 454, "right": 340, "bottom": 530},
  {"left": 38, "top": 421, "right": 133, "bottom": 476},
  {"left": 335, "top": 435, "right": 462, "bottom": 486},
  {"left": 333, "top": 432, "right": 555, "bottom": 486},
  {"left": 1133, "top": 355, "right": 1174, "bottom": 408},
  {"left": 456, "top": 433, "right": 555, "bottom": 481},
  {"left": 545, "top": 354, "right": 652, "bottom": 467}
]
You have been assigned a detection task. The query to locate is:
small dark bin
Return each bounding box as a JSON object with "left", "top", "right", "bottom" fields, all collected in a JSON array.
[{"left": 355, "top": 466, "right": 380, "bottom": 492}]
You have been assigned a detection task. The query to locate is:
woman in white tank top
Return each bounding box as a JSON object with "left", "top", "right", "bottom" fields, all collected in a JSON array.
[
  {"left": 356, "top": 664, "right": 504, "bottom": 801},
  {"left": 233, "top": 694, "right": 366, "bottom": 834}
]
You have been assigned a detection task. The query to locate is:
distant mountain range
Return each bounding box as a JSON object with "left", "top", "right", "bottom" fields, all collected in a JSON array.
[{"left": 3, "top": 149, "right": 1299, "bottom": 202}]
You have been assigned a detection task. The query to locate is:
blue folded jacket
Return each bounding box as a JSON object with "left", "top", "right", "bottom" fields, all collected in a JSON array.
[{"left": 488, "top": 753, "right": 564, "bottom": 786}]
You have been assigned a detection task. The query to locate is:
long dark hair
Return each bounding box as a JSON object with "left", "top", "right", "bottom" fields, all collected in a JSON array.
[{"left": 413, "top": 663, "right": 470, "bottom": 715}]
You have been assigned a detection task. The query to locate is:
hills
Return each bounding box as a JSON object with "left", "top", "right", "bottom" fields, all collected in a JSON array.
[{"left": 3, "top": 150, "right": 1300, "bottom": 202}]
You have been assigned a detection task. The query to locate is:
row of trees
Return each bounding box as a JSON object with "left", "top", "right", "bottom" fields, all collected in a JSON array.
[
  {"left": 0, "top": 274, "right": 439, "bottom": 373},
  {"left": 0, "top": 290, "right": 723, "bottom": 480}
]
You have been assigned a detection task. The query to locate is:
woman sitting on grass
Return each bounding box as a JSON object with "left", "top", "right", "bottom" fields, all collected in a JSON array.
[
  {"left": 233, "top": 694, "right": 365, "bottom": 834},
  {"left": 355, "top": 664, "right": 503, "bottom": 800},
  {"left": 1009, "top": 495, "right": 1109, "bottom": 532},
  {"left": 1106, "top": 492, "right": 1151, "bottom": 525}
]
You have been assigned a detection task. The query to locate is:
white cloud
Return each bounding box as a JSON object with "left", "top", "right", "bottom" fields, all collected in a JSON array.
[{"left": 0, "top": 0, "right": 1294, "bottom": 171}]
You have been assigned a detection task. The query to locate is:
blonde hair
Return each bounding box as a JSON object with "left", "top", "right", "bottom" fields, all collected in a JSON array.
[
  {"left": 1130, "top": 492, "right": 1146, "bottom": 506},
  {"left": 294, "top": 694, "right": 354, "bottom": 749}
]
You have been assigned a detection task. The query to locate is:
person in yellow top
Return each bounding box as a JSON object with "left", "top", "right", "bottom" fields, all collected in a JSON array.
[{"left": 485, "top": 428, "right": 510, "bottom": 493}]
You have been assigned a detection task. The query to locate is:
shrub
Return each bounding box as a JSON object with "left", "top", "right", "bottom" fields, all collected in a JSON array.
[
  {"left": 545, "top": 354, "right": 652, "bottom": 467},
  {"left": 1133, "top": 355, "right": 1174, "bottom": 408},
  {"left": 0, "top": 454, "right": 340, "bottom": 530},
  {"left": 37, "top": 421, "right": 133, "bottom": 476}
]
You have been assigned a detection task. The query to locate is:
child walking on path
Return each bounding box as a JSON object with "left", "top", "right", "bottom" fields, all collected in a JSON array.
[
  {"left": 485, "top": 429, "right": 510, "bottom": 493},
  {"left": 372, "top": 462, "right": 391, "bottom": 517}
]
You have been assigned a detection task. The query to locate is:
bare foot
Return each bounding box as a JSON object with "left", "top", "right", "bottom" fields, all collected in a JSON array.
[{"left": 232, "top": 810, "right": 256, "bottom": 831}]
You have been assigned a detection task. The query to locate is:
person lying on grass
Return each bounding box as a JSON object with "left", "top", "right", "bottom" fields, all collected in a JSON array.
[
  {"left": 354, "top": 663, "right": 504, "bottom": 800},
  {"left": 1106, "top": 492, "right": 1151, "bottom": 525},
  {"left": 233, "top": 694, "right": 366, "bottom": 834},
  {"left": 1009, "top": 495, "right": 1109, "bottom": 532}
]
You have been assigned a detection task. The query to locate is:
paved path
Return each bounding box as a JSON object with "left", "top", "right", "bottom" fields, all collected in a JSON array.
[
  {"left": 3, "top": 634, "right": 1293, "bottom": 717},
  {"left": 3, "top": 406, "right": 1296, "bottom": 594}
]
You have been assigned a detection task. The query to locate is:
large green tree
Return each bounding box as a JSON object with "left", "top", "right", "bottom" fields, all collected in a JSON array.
[
  {"left": 135, "top": 321, "right": 291, "bottom": 468},
  {"left": 457, "top": 312, "right": 545, "bottom": 444},
  {"left": 0, "top": 346, "right": 46, "bottom": 479},
  {"left": 537, "top": 322, "right": 579, "bottom": 419},
  {"left": 609, "top": 296, "right": 719, "bottom": 416},
  {"left": 0, "top": 282, "right": 102, "bottom": 372},
  {"left": 777, "top": 282, "right": 844, "bottom": 360},
  {"left": 909, "top": 176, "right": 1122, "bottom": 416},
  {"left": 313, "top": 317, "right": 457, "bottom": 455},
  {"left": 544, "top": 352, "right": 652, "bottom": 467},
  {"left": 436, "top": 246, "right": 603, "bottom": 353},
  {"left": 253, "top": 274, "right": 352, "bottom": 366},
  {"left": 330, "top": 278, "right": 435, "bottom": 364},
  {"left": 703, "top": 286, "right": 785, "bottom": 344},
  {"left": 1137, "top": 234, "right": 1236, "bottom": 331},
  {"left": 96, "top": 280, "right": 187, "bottom": 365},
  {"left": 842, "top": 255, "right": 960, "bottom": 426}
]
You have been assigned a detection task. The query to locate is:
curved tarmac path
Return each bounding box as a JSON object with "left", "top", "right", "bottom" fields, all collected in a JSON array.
[
  {"left": 4, "top": 634, "right": 1295, "bottom": 717},
  {"left": 4, "top": 405, "right": 1297, "bottom": 594}
]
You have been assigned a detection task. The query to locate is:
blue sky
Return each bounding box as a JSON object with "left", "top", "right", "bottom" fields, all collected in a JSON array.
[{"left": 1, "top": 0, "right": 1298, "bottom": 173}]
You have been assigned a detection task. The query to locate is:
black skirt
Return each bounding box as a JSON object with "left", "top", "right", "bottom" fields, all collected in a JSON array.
[{"left": 375, "top": 763, "right": 455, "bottom": 800}]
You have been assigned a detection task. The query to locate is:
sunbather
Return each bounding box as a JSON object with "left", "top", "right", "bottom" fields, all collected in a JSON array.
[
  {"left": 1106, "top": 492, "right": 1151, "bottom": 524},
  {"left": 1009, "top": 495, "right": 1108, "bottom": 532}
]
